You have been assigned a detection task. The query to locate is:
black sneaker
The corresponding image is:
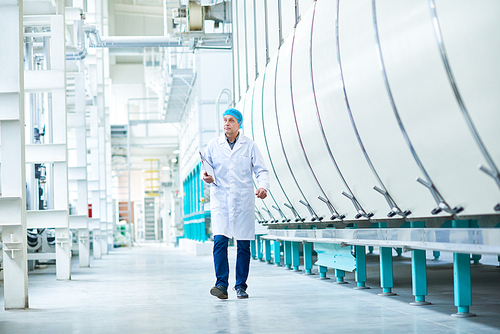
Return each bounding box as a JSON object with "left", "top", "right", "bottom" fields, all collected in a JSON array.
[
  {"left": 236, "top": 288, "right": 249, "bottom": 299},
  {"left": 210, "top": 285, "right": 228, "bottom": 299}
]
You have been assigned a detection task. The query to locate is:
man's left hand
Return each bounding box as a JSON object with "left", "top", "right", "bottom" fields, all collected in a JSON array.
[{"left": 255, "top": 188, "right": 267, "bottom": 199}]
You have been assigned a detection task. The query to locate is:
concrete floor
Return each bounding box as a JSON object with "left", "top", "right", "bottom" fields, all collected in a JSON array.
[{"left": 0, "top": 245, "right": 499, "bottom": 334}]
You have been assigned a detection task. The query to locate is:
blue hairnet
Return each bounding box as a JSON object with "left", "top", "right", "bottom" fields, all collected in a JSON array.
[{"left": 222, "top": 108, "right": 243, "bottom": 129}]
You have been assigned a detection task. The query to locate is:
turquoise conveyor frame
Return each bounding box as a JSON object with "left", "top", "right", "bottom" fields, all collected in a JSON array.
[
  {"left": 261, "top": 227, "right": 500, "bottom": 255},
  {"left": 182, "top": 163, "right": 209, "bottom": 242},
  {"left": 259, "top": 221, "right": 500, "bottom": 317}
]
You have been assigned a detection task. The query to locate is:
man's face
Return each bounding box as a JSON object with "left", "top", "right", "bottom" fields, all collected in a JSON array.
[{"left": 223, "top": 115, "right": 239, "bottom": 137}]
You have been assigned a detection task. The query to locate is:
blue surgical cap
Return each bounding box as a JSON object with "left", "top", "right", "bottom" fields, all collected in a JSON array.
[{"left": 222, "top": 108, "right": 243, "bottom": 129}]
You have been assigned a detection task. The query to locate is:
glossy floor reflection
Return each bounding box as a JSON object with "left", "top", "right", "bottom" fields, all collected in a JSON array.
[{"left": 0, "top": 244, "right": 499, "bottom": 333}]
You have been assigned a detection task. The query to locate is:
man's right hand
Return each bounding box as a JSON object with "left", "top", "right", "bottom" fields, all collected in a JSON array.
[{"left": 203, "top": 171, "right": 214, "bottom": 184}]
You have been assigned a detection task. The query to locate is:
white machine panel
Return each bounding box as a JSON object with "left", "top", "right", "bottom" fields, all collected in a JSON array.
[{"left": 240, "top": 0, "right": 500, "bottom": 223}]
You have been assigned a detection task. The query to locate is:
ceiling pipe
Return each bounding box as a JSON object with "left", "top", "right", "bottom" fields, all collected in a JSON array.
[
  {"left": 66, "top": 24, "right": 230, "bottom": 60},
  {"left": 66, "top": 20, "right": 88, "bottom": 60},
  {"left": 95, "top": 36, "right": 184, "bottom": 48}
]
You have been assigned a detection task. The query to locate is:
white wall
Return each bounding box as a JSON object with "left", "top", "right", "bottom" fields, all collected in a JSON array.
[
  {"left": 110, "top": 64, "right": 145, "bottom": 124},
  {"left": 179, "top": 49, "right": 233, "bottom": 181}
]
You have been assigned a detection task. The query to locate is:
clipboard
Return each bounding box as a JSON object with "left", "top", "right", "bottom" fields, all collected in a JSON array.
[{"left": 199, "top": 151, "right": 217, "bottom": 186}]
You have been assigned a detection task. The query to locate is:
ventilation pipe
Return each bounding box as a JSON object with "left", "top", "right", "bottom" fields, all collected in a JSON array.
[{"left": 215, "top": 88, "right": 232, "bottom": 137}]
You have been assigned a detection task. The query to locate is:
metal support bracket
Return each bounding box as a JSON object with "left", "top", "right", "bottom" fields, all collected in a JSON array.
[
  {"left": 261, "top": 207, "right": 277, "bottom": 223},
  {"left": 341, "top": 192, "right": 374, "bottom": 219},
  {"left": 284, "top": 203, "right": 304, "bottom": 222},
  {"left": 78, "top": 235, "right": 89, "bottom": 243},
  {"left": 416, "top": 177, "right": 463, "bottom": 215},
  {"left": 373, "top": 186, "right": 411, "bottom": 218},
  {"left": 299, "top": 200, "right": 322, "bottom": 221},
  {"left": 478, "top": 164, "right": 500, "bottom": 211},
  {"left": 56, "top": 237, "right": 70, "bottom": 246},
  {"left": 318, "top": 196, "right": 345, "bottom": 220},
  {"left": 255, "top": 209, "right": 267, "bottom": 223},
  {"left": 272, "top": 205, "right": 290, "bottom": 222},
  {"left": 3, "top": 234, "right": 23, "bottom": 259}
]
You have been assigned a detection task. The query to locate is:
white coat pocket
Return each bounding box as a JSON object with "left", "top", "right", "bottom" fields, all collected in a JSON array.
[{"left": 238, "top": 156, "right": 252, "bottom": 176}]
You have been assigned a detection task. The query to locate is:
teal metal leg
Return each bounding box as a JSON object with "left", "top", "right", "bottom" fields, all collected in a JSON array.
[
  {"left": 410, "top": 222, "right": 430, "bottom": 305},
  {"left": 264, "top": 239, "right": 272, "bottom": 264},
  {"left": 303, "top": 242, "right": 314, "bottom": 275},
  {"left": 471, "top": 254, "right": 481, "bottom": 265},
  {"left": 292, "top": 242, "right": 301, "bottom": 272},
  {"left": 368, "top": 246, "right": 374, "bottom": 254},
  {"left": 452, "top": 252, "right": 476, "bottom": 317},
  {"left": 498, "top": 255, "right": 500, "bottom": 267},
  {"left": 395, "top": 248, "right": 403, "bottom": 257},
  {"left": 410, "top": 249, "right": 431, "bottom": 305},
  {"left": 334, "top": 269, "right": 348, "bottom": 284},
  {"left": 250, "top": 239, "right": 257, "bottom": 259},
  {"left": 256, "top": 235, "right": 263, "bottom": 261},
  {"left": 451, "top": 220, "right": 476, "bottom": 317},
  {"left": 378, "top": 247, "right": 397, "bottom": 296},
  {"left": 284, "top": 241, "right": 292, "bottom": 269},
  {"left": 433, "top": 251, "right": 440, "bottom": 260},
  {"left": 317, "top": 265, "right": 330, "bottom": 280},
  {"left": 354, "top": 245, "right": 369, "bottom": 290},
  {"left": 273, "top": 240, "right": 282, "bottom": 266}
]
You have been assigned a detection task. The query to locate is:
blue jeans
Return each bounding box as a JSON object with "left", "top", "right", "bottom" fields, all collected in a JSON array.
[{"left": 213, "top": 235, "right": 251, "bottom": 290}]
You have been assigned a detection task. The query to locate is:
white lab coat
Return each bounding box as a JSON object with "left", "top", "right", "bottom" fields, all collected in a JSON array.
[{"left": 202, "top": 134, "right": 269, "bottom": 240}]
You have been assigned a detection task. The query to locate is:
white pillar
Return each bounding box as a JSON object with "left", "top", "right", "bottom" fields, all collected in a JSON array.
[
  {"left": 0, "top": 0, "right": 29, "bottom": 309},
  {"left": 92, "top": 228, "right": 102, "bottom": 259},
  {"left": 51, "top": 14, "right": 71, "bottom": 280},
  {"left": 68, "top": 70, "right": 90, "bottom": 267},
  {"left": 78, "top": 228, "right": 90, "bottom": 267},
  {"left": 55, "top": 227, "right": 71, "bottom": 280}
]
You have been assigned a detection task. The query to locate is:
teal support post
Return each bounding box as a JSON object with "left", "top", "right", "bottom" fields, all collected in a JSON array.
[
  {"left": 368, "top": 246, "right": 374, "bottom": 254},
  {"left": 273, "top": 240, "right": 281, "bottom": 266},
  {"left": 498, "top": 255, "right": 500, "bottom": 267},
  {"left": 256, "top": 235, "right": 263, "bottom": 261},
  {"left": 378, "top": 247, "right": 396, "bottom": 296},
  {"left": 395, "top": 248, "right": 403, "bottom": 257},
  {"left": 354, "top": 245, "right": 369, "bottom": 289},
  {"left": 334, "top": 269, "right": 347, "bottom": 284},
  {"left": 284, "top": 241, "right": 292, "bottom": 269},
  {"left": 250, "top": 239, "right": 257, "bottom": 259},
  {"left": 410, "top": 221, "right": 430, "bottom": 305},
  {"left": 453, "top": 252, "right": 475, "bottom": 317},
  {"left": 303, "top": 242, "right": 314, "bottom": 275},
  {"left": 451, "top": 220, "right": 476, "bottom": 317},
  {"left": 317, "top": 265, "right": 329, "bottom": 280},
  {"left": 292, "top": 242, "right": 301, "bottom": 271},
  {"left": 471, "top": 254, "right": 481, "bottom": 265},
  {"left": 378, "top": 222, "right": 397, "bottom": 296},
  {"left": 264, "top": 239, "right": 272, "bottom": 264},
  {"left": 433, "top": 251, "right": 440, "bottom": 260}
]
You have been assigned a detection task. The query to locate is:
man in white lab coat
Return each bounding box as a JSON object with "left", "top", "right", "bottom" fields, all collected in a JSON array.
[{"left": 202, "top": 108, "right": 269, "bottom": 299}]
